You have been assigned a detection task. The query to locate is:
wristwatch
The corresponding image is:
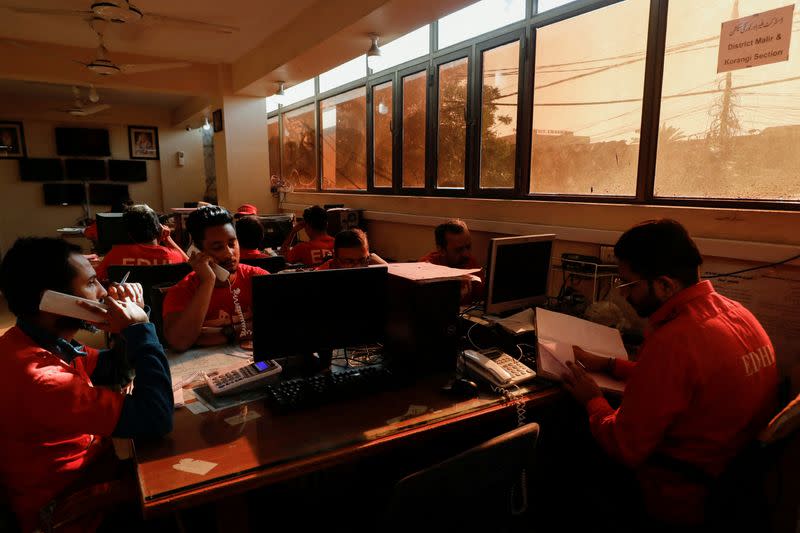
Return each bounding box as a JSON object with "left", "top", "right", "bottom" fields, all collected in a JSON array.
[{"left": 222, "top": 324, "right": 236, "bottom": 344}]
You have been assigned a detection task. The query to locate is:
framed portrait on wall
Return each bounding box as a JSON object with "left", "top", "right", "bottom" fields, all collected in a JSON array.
[
  {"left": 0, "top": 121, "right": 26, "bottom": 159},
  {"left": 128, "top": 125, "right": 159, "bottom": 160}
]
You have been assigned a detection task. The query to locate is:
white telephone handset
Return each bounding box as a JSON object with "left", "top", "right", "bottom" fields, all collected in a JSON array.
[
  {"left": 187, "top": 244, "right": 229, "bottom": 282},
  {"left": 39, "top": 290, "right": 108, "bottom": 322},
  {"left": 463, "top": 348, "right": 536, "bottom": 388}
]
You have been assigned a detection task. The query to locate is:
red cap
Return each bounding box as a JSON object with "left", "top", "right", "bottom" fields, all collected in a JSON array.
[{"left": 236, "top": 204, "right": 258, "bottom": 216}]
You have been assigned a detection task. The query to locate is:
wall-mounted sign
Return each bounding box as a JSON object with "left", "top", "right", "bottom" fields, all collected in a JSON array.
[{"left": 718, "top": 4, "right": 793, "bottom": 73}]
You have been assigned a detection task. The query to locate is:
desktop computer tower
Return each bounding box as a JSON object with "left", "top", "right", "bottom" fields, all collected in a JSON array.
[{"left": 384, "top": 275, "right": 461, "bottom": 376}]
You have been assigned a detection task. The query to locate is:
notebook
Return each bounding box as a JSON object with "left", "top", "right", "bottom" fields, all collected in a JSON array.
[{"left": 535, "top": 307, "right": 628, "bottom": 393}]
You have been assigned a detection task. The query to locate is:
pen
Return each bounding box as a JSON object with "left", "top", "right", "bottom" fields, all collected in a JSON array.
[
  {"left": 120, "top": 271, "right": 131, "bottom": 284},
  {"left": 576, "top": 359, "right": 587, "bottom": 370}
]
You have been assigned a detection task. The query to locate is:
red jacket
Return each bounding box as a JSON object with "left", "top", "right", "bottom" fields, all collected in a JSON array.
[
  {"left": 586, "top": 281, "right": 778, "bottom": 523},
  {"left": 95, "top": 243, "right": 185, "bottom": 281}
]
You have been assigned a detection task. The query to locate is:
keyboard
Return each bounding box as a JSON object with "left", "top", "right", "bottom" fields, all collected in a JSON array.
[{"left": 264, "top": 365, "right": 394, "bottom": 412}]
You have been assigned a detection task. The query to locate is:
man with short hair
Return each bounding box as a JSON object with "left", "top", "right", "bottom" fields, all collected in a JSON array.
[
  {"left": 420, "top": 219, "right": 484, "bottom": 303},
  {"left": 233, "top": 204, "right": 258, "bottom": 218},
  {"left": 236, "top": 215, "right": 267, "bottom": 260},
  {"left": 316, "top": 229, "right": 386, "bottom": 270},
  {"left": 280, "top": 205, "right": 334, "bottom": 266},
  {"left": 0, "top": 237, "right": 173, "bottom": 531},
  {"left": 563, "top": 219, "right": 778, "bottom": 527},
  {"left": 95, "top": 204, "right": 188, "bottom": 281},
  {"left": 163, "top": 206, "right": 268, "bottom": 351}
]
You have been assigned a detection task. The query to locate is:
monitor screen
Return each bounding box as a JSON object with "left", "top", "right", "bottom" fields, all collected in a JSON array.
[
  {"left": 19, "top": 158, "right": 63, "bottom": 181},
  {"left": 89, "top": 183, "right": 129, "bottom": 206},
  {"left": 95, "top": 212, "right": 132, "bottom": 253},
  {"left": 257, "top": 215, "right": 293, "bottom": 249},
  {"left": 43, "top": 183, "right": 85, "bottom": 206},
  {"left": 109, "top": 159, "right": 147, "bottom": 182},
  {"left": 55, "top": 127, "right": 111, "bottom": 157},
  {"left": 252, "top": 266, "right": 388, "bottom": 361},
  {"left": 65, "top": 159, "right": 107, "bottom": 181},
  {"left": 485, "top": 234, "right": 555, "bottom": 315}
]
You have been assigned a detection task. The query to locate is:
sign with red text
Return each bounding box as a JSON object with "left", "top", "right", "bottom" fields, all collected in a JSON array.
[{"left": 718, "top": 4, "right": 793, "bottom": 73}]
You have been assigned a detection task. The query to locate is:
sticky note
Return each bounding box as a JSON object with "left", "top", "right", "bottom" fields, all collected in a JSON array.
[{"left": 172, "top": 458, "right": 217, "bottom": 476}]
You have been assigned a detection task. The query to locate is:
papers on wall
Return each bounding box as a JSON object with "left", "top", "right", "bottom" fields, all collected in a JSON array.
[
  {"left": 387, "top": 262, "right": 482, "bottom": 283},
  {"left": 717, "top": 4, "right": 793, "bottom": 73},
  {"left": 535, "top": 307, "right": 628, "bottom": 393}
]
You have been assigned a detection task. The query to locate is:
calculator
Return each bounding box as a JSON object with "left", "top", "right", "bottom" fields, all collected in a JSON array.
[{"left": 206, "top": 359, "right": 282, "bottom": 395}]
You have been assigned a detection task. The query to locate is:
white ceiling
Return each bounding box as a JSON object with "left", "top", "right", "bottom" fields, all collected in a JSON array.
[
  {"left": 0, "top": 0, "right": 318, "bottom": 63},
  {"left": 0, "top": 78, "right": 187, "bottom": 107}
]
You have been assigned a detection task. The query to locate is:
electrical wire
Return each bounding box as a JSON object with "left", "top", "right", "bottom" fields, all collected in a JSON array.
[{"left": 702, "top": 253, "right": 800, "bottom": 280}]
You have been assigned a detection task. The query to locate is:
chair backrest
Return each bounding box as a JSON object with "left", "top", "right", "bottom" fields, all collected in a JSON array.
[
  {"left": 240, "top": 255, "right": 287, "bottom": 273},
  {"left": 149, "top": 282, "right": 175, "bottom": 345},
  {"left": 107, "top": 263, "right": 192, "bottom": 307},
  {"left": 387, "top": 422, "right": 539, "bottom": 528}
]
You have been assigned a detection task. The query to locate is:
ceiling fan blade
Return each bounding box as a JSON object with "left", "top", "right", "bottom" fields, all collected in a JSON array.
[
  {"left": 81, "top": 104, "right": 111, "bottom": 115},
  {"left": 120, "top": 62, "right": 191, "bottom": 74},
  {"left": 1, "top": 5, "right": 92, "bottom": 18},
  {"left": 144, "top": 12, "right": 239, "bottom": 34}
]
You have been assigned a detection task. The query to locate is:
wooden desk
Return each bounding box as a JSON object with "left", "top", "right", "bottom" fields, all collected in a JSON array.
[{"left": 135, "top": 369, "right": 561, "bottom": 517}]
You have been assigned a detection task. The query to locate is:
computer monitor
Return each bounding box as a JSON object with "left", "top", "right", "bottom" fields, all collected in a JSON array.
[
  {"left": 252, "top": 266, "right": 388, "bottom": 362},
  {"left": 95, "top": 212, "right": 132, "bottom": 254},
  {"left": 257, "top": 214, "right": 293, "bottom": 249},
  {"left": 485, "top": 234, "right": 555, "bottom": 315}
]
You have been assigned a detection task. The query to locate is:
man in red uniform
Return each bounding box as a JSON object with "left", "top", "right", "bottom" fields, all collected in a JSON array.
[
  {"left": 0, "top": 237, "right": 173, "bottom": 532},
  {"left": 280, "top": 205, "right": 334, "bottom": 266},
  {"left": 163, "top": 206, "right": 268, "bottom": 351},
  {"left": 235, "top": 215, "right": 268, "bottom": 260},
  {"left": 94, "top": 204, "right": 188, "bottom": 281},
  {"left": 419, "top": 219, "right": 484, "bottom": 304},
  {"left": 316, "top": 229, "right": 387, "bottom": 270},
  {"left": 563, "top": 219, "right": 778, "bottom": 527}
]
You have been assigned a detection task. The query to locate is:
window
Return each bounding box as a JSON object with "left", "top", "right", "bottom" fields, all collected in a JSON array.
[
  {"left": 654, "top": 0, "right": 800, "bottom": 201},
  {"left": 266, "top": 96, "right": 280, "bottom": 114},
  {"left": 320, "top": 87, "right": 367, "bottom": 190},
  {"left": 281, "top": 104, "right": 317, "bottom": 190},
  {"left": 530, "top": 0, "right": 648, "bottom": 196},
  {"left": 536, "top": 0, "right": 578, "bottom": 13},
  {"left": 438, "top": 0, "right": 526, "bottom": 50},
  {"left": 480, "top": 40, "right": 520, "bottom": 189},
  {"left": 319, "top": 55, "right": 367, "bottom": 93},
  {"left": 374, "top": 26, "right": 430, "bottom": 73},
  {"left": 373, "top": 81, "right": 393, "bottom": 188},
  {"left": 267, "top": 117, "right": 281, "bottom": 178},
  {"left": 437, "top": 57, "right": 469, "bottom": 189},
  {"left": 402, "top": 70, "right": 428, "bottom": 188},
  {"left": 282, "top": 79, "right": 315, "bottom": 108}
]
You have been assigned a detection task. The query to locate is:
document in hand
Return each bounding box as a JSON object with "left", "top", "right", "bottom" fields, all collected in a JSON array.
[{"left": 535, "top": 307, "right": 628, "bottom": 393}]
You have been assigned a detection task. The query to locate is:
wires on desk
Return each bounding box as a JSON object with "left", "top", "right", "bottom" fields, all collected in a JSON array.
[{"left": 331, "top": 344, "right": 384, "bottom": 369}]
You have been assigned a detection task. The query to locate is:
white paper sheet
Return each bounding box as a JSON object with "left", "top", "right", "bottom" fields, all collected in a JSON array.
[
  {"left": 387, "top": 262, "right": 482, "bottom": 283},
  {"left": 172, "top": 458, "right": 217, "bottom": 476}
]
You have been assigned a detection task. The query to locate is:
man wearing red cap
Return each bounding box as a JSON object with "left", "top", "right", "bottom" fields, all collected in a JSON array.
[{"left": 234, "top": 204, "right": 258, "bottom": 218}]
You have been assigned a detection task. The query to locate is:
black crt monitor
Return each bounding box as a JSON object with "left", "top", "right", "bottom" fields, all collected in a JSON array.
[
  {"left": 19, "top": 158, "right": 64, "bottom": 181},
  {"left": 65, "top": 158, "right": 107, "bottom": 180},
  {"left": 252, "top": 266, "right": 388, "bottom": 362},
  {"left": 485, "top": 234, "right": 556, "bottom": 315},
  {"left": 257, "top": 215, "right": 293, "bottom": 249},
  {"left": 95, "top": 212, "right": 133, "bottom": 254}
]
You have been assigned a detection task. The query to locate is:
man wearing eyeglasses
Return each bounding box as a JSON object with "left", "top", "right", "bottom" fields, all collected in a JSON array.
[
  {"left": 561, "top": 219, "right": 778, "bottom": 528},
  {"left": 315, "top": 229, "right": 386, "bottom": 270}
]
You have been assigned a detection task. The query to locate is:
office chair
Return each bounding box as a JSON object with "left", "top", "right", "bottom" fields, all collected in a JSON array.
[
  {"left": 240, "top": 255, "right": 287, "bottom": 273},
  {"left": 386, "top": 422, "right": 539, "bottom": 531},
  {"left": 107, "top": 263, "right": 192, "bottom": 308}
]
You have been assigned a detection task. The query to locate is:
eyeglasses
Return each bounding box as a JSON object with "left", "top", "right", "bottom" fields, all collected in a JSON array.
[{"left": 611, "top": 276, "right": 643, "bottom": 290}]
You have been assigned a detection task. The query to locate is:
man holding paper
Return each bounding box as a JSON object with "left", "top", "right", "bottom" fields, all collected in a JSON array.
[{"left": 562, "top": 219, "right": 778, "bottom": 527}]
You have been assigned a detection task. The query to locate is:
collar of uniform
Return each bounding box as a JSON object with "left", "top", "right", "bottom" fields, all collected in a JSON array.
[
  {"left": 16, "top": 318, "right": 87, "bottom": 364},
  {"left": 648, "top": 280, "right": 715, "bottom": 330}
]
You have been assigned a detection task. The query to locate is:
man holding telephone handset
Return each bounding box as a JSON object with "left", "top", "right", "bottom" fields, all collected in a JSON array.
[
  {"left": 0, "top": 237, "right": 173, "bottom": 532},
  {"left": 162, "top": 205, "right": 268, "bottom": 351}
]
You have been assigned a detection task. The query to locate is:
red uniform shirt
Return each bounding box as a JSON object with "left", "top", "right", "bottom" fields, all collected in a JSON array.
[
  {"left": 239, "top": 248, "right": 267, "bottom": 260},
  {"left": 162, "top": 263, "right": 268, "bottom": 328},
  {"left": 286, "top": 235, "right": 334, "bottom": 266},
  {"left": 0, "top": 327, "right": 125, "bottom": 531},
  {"left": 585, "top": 281, "right": 778, "bottom": 523},
  {"left": 95, "top": 243, "right": 186, "bottom": 280},
  {"left": 419, "top": 251, "right": 485, "bottom": 304}
]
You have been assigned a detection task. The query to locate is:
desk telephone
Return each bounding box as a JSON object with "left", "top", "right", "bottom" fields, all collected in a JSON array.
[
  {"left": 187, "top": 244, "right": 230, "bottom": 281},
  {"left": 463, "top": 348, "right": 536, "bottom": 388}
]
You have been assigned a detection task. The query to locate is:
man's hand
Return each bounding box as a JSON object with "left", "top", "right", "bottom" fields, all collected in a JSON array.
[
  {"left": 159, "top": 224, "right": 171, "bottom": 243},
  {"left": 77, "top": 296, "right": 148, "bottom": 334},
  {"left": 107, "top": 282, "right": 145, "bottom": 309},
  {"left": 573, "top": 346, "right": 612, "bottom": 373},
  {"left": 189, "top": 250, "right": 216, "bottom": 285},
  {"left": 562, "top": 361, "right": 603, "bottom": 406}
]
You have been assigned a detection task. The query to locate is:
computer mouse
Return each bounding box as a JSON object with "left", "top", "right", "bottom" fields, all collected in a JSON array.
[{"left": 449, "top": 378, "right": 480, "bottom": 399}]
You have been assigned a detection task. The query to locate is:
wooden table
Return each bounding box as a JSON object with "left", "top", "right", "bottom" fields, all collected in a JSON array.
[{"left": 135, "top": 368, "right": 561, "bottom": 517}]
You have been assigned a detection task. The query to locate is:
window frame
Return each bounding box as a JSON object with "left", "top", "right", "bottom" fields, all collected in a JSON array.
[
  {"left": 397, "top": 61, "right": 433, "bottom": 196},
  {"left": 367, "top": 72, "right": 397, "bottom": 193}
]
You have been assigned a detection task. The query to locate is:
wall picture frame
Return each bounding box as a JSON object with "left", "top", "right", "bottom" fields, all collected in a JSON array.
[
  {"left": 212, "top": 109, "right": 223, "bottom": 132},
  {"left": 128, "top": 125, "right": 160, "bottom": 160},
  {"left": 0, "top": 121, "right": 26, "bottom": 159}
]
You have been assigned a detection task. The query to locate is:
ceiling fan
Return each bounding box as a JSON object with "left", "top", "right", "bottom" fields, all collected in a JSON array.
[
  {"left": 77, "top": 32, "right": 192, "bottom": 76},
  {"left": 2, "top": 1, "right": 238, "bottom": 34},
  {"left": 56, "top": 85, "right": 110, "bottom": 116}
]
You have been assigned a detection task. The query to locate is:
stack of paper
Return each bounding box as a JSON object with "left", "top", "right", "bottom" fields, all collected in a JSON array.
[
  {"left": 387, "top": 262, "right": 482, "bottom": 283},
  {"left": 535, "top": 307, "right": 628, "bottom": 393}
]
